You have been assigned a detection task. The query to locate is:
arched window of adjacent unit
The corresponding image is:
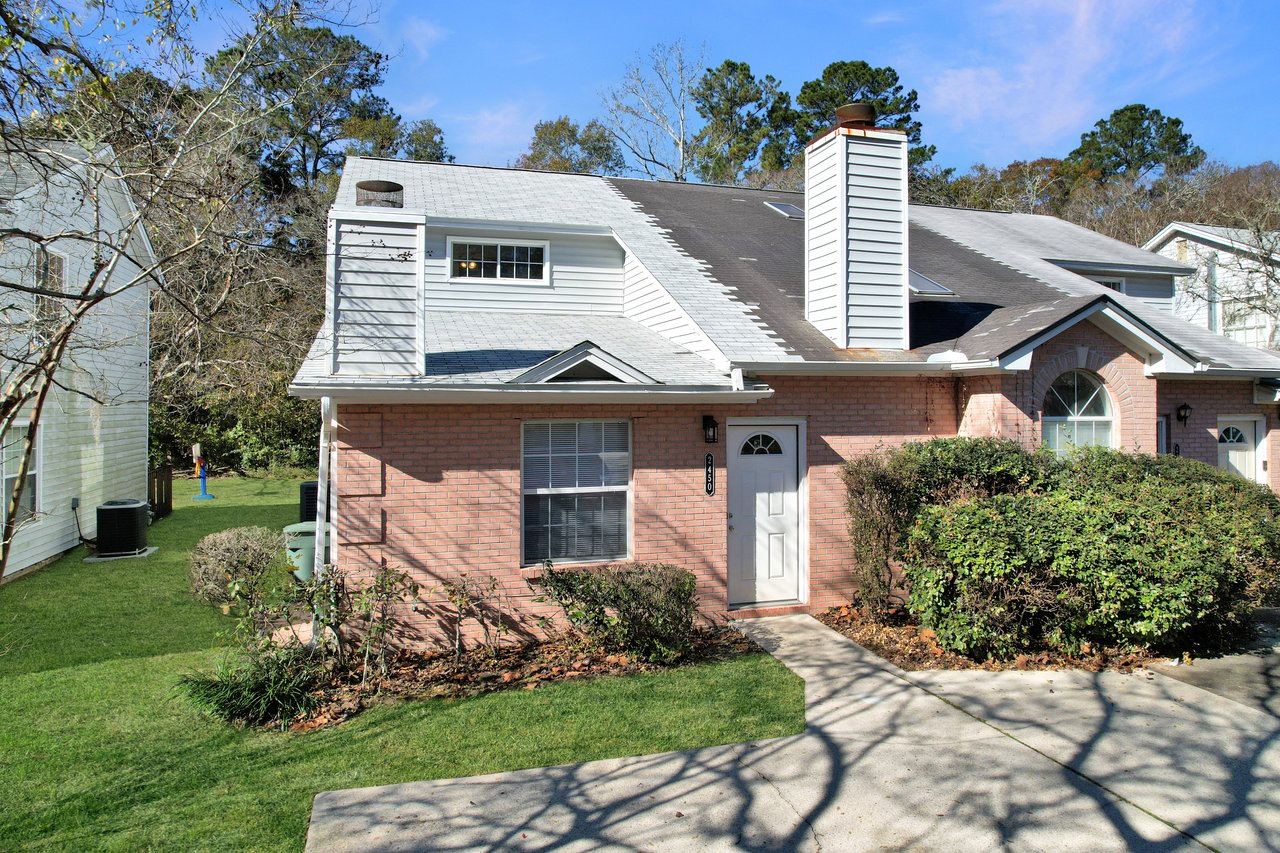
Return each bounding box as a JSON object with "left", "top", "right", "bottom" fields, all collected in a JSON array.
[{"left": 1041, "top": 370, "right": 1113, "bottom": 455}]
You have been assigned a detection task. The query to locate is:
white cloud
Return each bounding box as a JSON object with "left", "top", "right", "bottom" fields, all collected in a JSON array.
[
  {"left": 865, "top": 11, "right": 906, "bottom": 25},
  {"left": 922, "top": 0, "right": 1218, "bottom": 162},
  {"left": 449, "top": 101, "right": 537, "bottom": 166},
  {"left": 402, "top": 16, "right": 447, "bottom": 64}
]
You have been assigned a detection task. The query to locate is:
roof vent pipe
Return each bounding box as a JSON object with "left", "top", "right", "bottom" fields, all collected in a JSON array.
[
  {"left": 355, "top": 179, "right": 404, "bottom": 208},
  {"left": 834, "top": 103, "right": 876, "bottom": 128}
]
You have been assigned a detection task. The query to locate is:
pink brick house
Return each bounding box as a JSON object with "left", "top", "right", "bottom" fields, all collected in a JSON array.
[{"left": 291, "top": 109, "right": 1280, "bottom": 643}]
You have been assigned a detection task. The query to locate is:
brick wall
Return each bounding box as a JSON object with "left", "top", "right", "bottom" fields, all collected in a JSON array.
[
  {"left": 332, "top": 375, "right": 955, "bottom": 645},
  {"left": 331, "top": 320, "right": 1277, "bottom": 649}
]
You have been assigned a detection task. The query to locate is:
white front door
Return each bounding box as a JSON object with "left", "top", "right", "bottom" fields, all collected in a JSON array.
[
  {"left": 727, "top": 424, "right": 801, "bottom": 607},
  {"left": 1218, "top": 419, "right": 1259, "bottom": 481}
]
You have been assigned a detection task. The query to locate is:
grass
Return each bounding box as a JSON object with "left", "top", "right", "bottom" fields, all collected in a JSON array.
[{"left": 0, "top": 477, "right": 804, "bottom": 852}]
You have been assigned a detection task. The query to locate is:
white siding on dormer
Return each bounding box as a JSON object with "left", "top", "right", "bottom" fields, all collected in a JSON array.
[
  {"left": 333, "top": 219, "right": 421, "bottom": 375},
  {"left": 423, "top": 229, "right": 623, "bottom": 315},
  {"left": 621, "top": 252, "right": 724, "bottom": 366},
  {"left": 845, "top": 136, "right": 908, "bottom": 349},
  {"left": 803, "top": 132, "right": 845, "bottom": 347}
]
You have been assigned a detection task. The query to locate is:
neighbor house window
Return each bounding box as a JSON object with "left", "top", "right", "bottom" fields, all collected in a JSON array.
[
  {"left": 522, "top": 420, "right": 629, "bottom": 564},
  {"left": 2, "top": 424, "right": 38, "bottom": 524},
  {"left": 450, "top": 239, "right": 547, "bottom": 281},
  {"left": 1041, "top": 370, "right": 1113, "bottom": 454},
  {"left": 34, "top": 249, "right": 64, "bottom": 332}
]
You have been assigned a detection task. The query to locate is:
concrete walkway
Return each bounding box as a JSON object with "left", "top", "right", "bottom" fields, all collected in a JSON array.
[
  {"left": 306, "top": 616, "right": 1280, "bottom": 852},
  {"left": 1153, "top": 608, "right": 1280, "bottom": 718}
]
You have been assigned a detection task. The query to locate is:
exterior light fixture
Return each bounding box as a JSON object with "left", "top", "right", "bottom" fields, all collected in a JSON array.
[
  {"left": 1176, "top": 403, "right": 1193, "bottom": 425},
  {"left": 702, "top": 415, "right": 720, "bottom": 444}
]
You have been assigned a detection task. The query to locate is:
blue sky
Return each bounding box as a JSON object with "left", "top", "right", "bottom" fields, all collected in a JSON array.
[{"left": 197, "top": 0, "right": 1279, "bottom": 173}]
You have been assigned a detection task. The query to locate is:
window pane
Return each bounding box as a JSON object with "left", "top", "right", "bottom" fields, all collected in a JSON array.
[
  {"left": 577, "top": 422, "right": 603, "bottom": 453},
  {"left": 452, "top": 260, "right": 469, "bottom": 277},
  {"left": 500, "top": 262, "right": 515, "bottom": 278},
  {"left": 465, "top": 244, "right": 482, "bottom": 260},
  {"left": 529, "top": 247, "right": 544, "bottom": 264},
  {"left": 515, "top": 246, "right": 529, "bottom": 262},
  {"left": 523, "top": 493, "right": 627, "bottom": 564},
  {"left": 482, "top": 245, "right": 498, "bottom": 262},
  {"left": 549, "top": 423, "right": 576, "bottom": 453},
  {"left": 602, "top": 422, "right": 629, "bottom": 452},
  {"left": 513, "top": 264, "right": 530, "bottom": 279},
  {"left": 549, "top": 454, "right": 577, "bottom": 488},
  {"left": 528, "top": 263, "right": 543, "bottom": 279},
  {"left": 481, "top": 262, "right": 498, "bottom": 278},
  {"left": 499, "top": 245, "right": 515, "bottom": 262}
]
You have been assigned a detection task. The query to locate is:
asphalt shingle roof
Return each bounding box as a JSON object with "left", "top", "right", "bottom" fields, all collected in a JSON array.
[{"left": 322, "top": 159, "right": 1280, "bottom": 376}]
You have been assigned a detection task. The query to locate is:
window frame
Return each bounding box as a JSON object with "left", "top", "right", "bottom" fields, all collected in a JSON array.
[
  {"left": 1040, "top": 369, "right": 1115, "bottom": 455},
  {"left": 34, "top": 247, "right": 66, "bottom": 335},
  {"left": 447, "top": 236, "right": 550, "bottom": 285},
  {"left": 2, "top": 422, "right": 40, "bottom": 526},
  {"left": 1088, "top": 275, "right": 1126, "bottom": 294},
  {"left": 519, "top": 418, "right": 632, "bottom": 566}
]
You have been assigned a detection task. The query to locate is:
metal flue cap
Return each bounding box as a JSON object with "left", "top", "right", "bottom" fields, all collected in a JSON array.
[
  {"left": 835, "top": 103, "right": 876, "bottom": 127},
  {"left": 355, "top": 179, "right": 405, "bottom": 208}
]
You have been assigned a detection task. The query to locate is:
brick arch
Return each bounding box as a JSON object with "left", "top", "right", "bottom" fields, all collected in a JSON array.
[{"left": 1028, "top": 325, "right": 1153, "bottom": 451}]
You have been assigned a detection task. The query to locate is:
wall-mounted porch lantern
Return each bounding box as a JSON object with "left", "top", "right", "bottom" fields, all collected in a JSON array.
[
  {"left": 702, "top": 415, "right": 720, "bottom": 444},
  {"left": 1176, "top": 403, "right": 1193, "bottom": 425}
]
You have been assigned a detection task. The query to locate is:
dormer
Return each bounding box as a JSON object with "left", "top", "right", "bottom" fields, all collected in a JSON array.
[
  {"left": 803, "top": 104, "right": 909, "bottom": 350},
  {"left": 510, "top": 341, "right": 658, "bottom": 385}
]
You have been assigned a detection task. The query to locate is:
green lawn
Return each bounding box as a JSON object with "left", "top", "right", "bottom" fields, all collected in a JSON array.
[{"left": 0, "top": 478, "right": 804, "bottom": 852}]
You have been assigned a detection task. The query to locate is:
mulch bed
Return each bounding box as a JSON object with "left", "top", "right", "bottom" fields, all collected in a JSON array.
[
  {"left": 291, "top": 627, "right": 759, "bottom": 732},
  {"left": 817, "top": 605, "right": 1161, "bottom": 673}
]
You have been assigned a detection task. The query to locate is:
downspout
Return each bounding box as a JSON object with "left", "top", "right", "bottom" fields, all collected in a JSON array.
[{"left": 313, "top": 396, "right": 334, "bottom": 583}]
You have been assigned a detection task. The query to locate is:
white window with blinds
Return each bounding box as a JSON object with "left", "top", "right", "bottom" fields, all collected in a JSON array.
[{"left": 522, "top": 420, "right": 630, "bottom": 565}]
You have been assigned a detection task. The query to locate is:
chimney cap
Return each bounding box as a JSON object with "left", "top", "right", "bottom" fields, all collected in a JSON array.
[
  {"left": 835, "top": 103, "right": 876, "bottom": 127},
  {"left": 355, "top": 179, "right": 405, "bottom": 208}
]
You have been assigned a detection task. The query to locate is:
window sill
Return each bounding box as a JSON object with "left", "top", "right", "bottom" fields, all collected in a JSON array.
[{"left": 446, "top": 277, "right": 550, "bottom": 286}]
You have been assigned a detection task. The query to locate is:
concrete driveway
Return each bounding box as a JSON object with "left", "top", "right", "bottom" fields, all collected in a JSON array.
[{"left": 306, "top": 616, "right": 1280, "bottom": 852}]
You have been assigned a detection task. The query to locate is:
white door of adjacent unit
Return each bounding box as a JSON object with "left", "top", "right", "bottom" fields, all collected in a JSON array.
[
  {"left": 1218, "top": 420, "right": 1259, "bottom": 481},
  {"left": 727, "top": 425, "right": 801, "bottom": 607}
]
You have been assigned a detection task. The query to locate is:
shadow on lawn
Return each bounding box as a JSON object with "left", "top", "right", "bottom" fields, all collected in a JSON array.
[{"left": 307, "top": 619, "right": 1280, "bottom": 852}]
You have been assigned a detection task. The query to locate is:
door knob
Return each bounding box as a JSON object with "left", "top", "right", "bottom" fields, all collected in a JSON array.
[{"left": 728, "top": 525, "right": 735, "bottom": 531}]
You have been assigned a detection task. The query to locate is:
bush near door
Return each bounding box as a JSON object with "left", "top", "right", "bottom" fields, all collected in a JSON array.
[{"left": 845, "top": 440, "right": 1280, "bottom": 659}]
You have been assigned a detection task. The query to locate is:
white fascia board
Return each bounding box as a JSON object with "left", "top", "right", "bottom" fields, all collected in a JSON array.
[
  {"left": 990, "top": 302, "right": 1198, "bottom": 375},
  {"left": 511, "top": 342, "right": 658, "bottom": 385},
  {"left": 328, "top": 208, "right": 425, "bottom": 226},
  {"left": 1142, "top": 223, "right": 1185, "bottom": 252},
  {"left": 1050, "top": 259, "right": 1194, "bottom": 277},
  {"left": 1177, "top": 367, "right": 1280, "bottom": 380},
  {"left": 289, "top": 382, "right": 772, "bottom": 405},
  {"left": 735, "top": 361, "right": 951, "bottom": 376}
]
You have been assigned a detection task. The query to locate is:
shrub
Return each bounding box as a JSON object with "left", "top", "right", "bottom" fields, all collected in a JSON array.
[
  {"left": 178, "top": 644, "right": 322, "bottom": 729},
  {"left": 842, "top": 438, "right": 1055, "bottom": 614},
  {"left": 538, "top": 562, "right": 699, "bottom": 662},
  {"left": 189, "top": 526, "right": 283, "bottom": 604},
  {"left": 906, "top": 484, "right": 1266, "bottom": 659}
]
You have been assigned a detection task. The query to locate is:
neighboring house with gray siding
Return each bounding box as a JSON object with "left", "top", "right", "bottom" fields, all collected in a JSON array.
[
  {"left": 1145, "top": 222, "right": 1280, "bottom": 349},
  {"left": 0, "top": 146, "right": 151, "bottom": 577}
]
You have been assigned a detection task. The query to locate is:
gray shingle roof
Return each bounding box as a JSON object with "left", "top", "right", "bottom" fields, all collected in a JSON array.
[
  {"left": 339, "top": 158, "right": 796, "bottom": 363},
  {"left": 326, "top": 159, "right": 1280, "bottom": 375},
  {"left": 415, "top": 312, "right": 731, "bottom": 385}
]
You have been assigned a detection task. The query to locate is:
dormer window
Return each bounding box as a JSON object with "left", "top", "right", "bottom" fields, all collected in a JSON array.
[{"left": 449, "top": 238, "right": 547, "bottom": 283}]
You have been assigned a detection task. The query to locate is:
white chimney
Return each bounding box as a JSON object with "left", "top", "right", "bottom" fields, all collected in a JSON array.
[{"left": 803, "top": 104, "right": 909, "bottom": 350}]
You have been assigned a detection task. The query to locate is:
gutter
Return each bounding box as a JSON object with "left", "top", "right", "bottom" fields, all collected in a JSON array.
[
  {"left": 289, "top": 381, "right": 774, "bottom": 404},
  {"left": 734, "top": 360, "right": 953, "bottom": 376}
]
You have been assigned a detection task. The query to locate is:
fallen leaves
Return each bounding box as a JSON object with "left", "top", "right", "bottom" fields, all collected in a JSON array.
[{"left": 817, "top": 607, "right": 1159, "bottom": 673}]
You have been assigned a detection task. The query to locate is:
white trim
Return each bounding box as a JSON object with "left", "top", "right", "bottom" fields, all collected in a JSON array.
[
  {"left": 725, "top": 416, "right": 808, "bottom": 608},
  {"left": 446, "top": 236, "right": 550, "bottom": 285},
  {"left": 1216, "top": 414, "right": 1267, "bottom": 485},
  {"left": 415, "top": 222, "right": 426, "bottom": 374},
  {"left": 1087, "top": 275, "right": 1126, "bottom": 294},
  {"left": 897, "top": 135, "right": 910, "bottom": 351},
  {"left": 324, "top": 218, "right": 339, "bottom": 375},
  {"left": 313, "top": 397, "right": 334, "bottom": 581},
  {"left": 519, "top": 418, "right": 633, "bottom": 567},
  {"left": 290, "top": 383, "right": 772, "bottom": 405},
  {"left": 511, "top": 342, "right": 658, "bottom": 385}
]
